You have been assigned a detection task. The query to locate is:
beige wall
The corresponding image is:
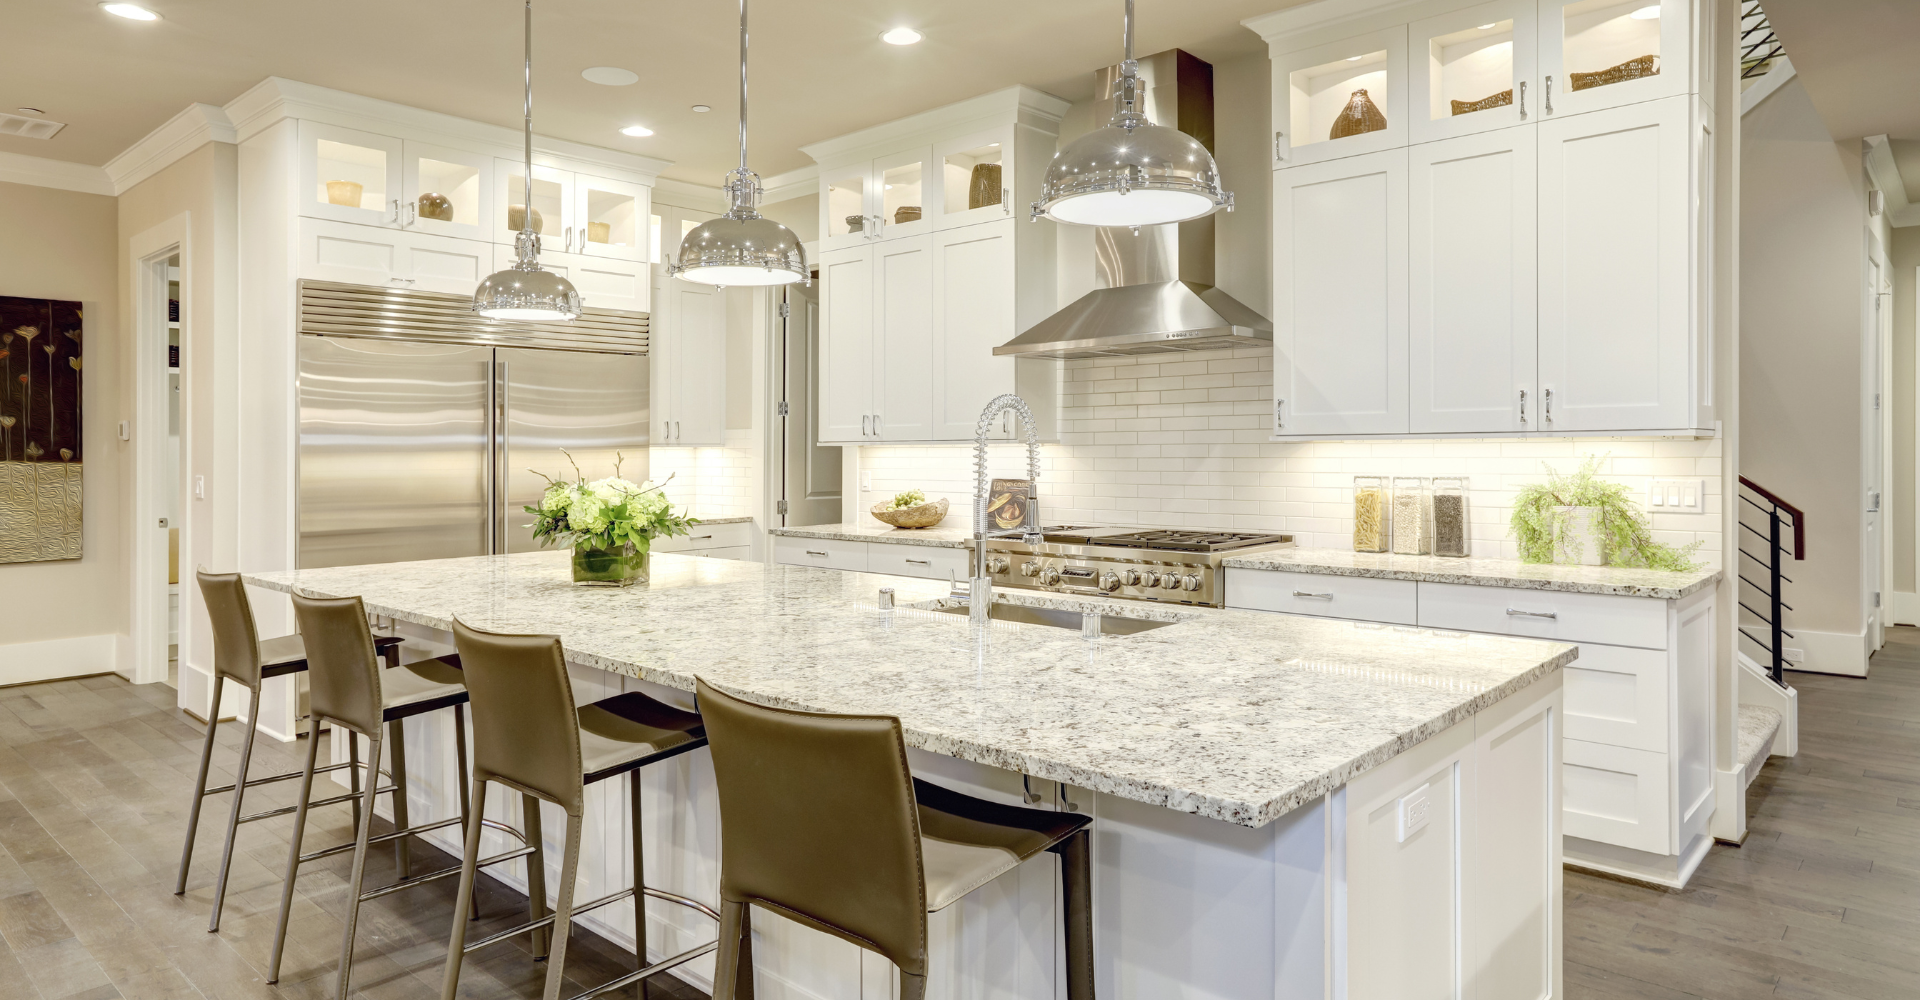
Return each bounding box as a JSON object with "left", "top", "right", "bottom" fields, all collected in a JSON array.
[
  {"left": 1891, "top": 225, "right": 1919, "bottom": 597},
  {"left": 117, "top": 141, "right": 240, "bottom": 684},
  {"left": 760, "top": 193, "right": 818, "bottom": 245},
  {"left": 0, "top": 180, "right": 124, "bottom": 660},
  {"left": 1740, "top": 74, "right": 1871, "bottom": 661}
]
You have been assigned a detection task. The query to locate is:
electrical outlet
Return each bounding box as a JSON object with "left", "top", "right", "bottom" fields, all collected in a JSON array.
[
  {"left": 1649, "top": 478, "right": 1705, "bottom": 513},
  {"left": 860, "top": 471, "right": 872, "bottom": 490},
  {"left": 1784, "top": 647, "right": 1805, "bottom": 663},
  {"left": 1396, "top": 783, "right": 1430, "bottom": 843},
  {"left": 193, "top": 474, "right": 206, "bottom": 500}
]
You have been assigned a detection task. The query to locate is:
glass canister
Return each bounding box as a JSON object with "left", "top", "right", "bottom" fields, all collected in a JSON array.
[
  {"left": 1391, "top": 476, "right": 1432, "bottom": 555},
  {"left": 1432, "top": 476, "right": 1469, "bottom": 557},
  {"left": 1353, "top": 476, "right": 1389, "bottom": 553}
]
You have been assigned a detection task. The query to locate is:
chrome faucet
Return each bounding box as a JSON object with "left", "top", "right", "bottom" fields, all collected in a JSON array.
[{"left": 968, "top": 394, "right": 1044, "bottom": 626}]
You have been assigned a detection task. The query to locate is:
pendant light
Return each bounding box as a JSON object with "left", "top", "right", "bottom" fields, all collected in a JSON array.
[
  {"left": 1030, "top": 0, "right": 1232, "bottom": 228},
  {"left": 473, "top": 0, "right": 582, "bottom": 321},
  {"left": 668, "top": 0, "right": 808, "bottom": 287}
]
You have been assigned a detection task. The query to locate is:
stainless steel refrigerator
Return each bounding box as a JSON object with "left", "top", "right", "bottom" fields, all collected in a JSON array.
[{"left": 295, "top": 280, "right": 649, "bottom": 568}]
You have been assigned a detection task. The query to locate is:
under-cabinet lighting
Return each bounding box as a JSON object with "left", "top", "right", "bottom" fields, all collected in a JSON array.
[
  {"left": 101, "top": 3, "right": 160, "bottom": 19},
  {"left": 620, "top": 124, "right": 654, "bottom": 137},
  {"left": 1346, "top": 55, "right": 1362, "bottom": 61},
  {"left": 1629, "top": 4, "right": 1661, "bottom": 18},
  {"left": 1478, "top": 23, "right": 1496, "bottom": 29},
  {"left": 881, "top": 27, "right": 924, "bottom": 45}
]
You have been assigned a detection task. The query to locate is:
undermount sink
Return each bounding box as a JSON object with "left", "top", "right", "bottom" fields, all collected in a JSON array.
[{"left": 933, "top": 601, "right": 1177, "bottom": 635}]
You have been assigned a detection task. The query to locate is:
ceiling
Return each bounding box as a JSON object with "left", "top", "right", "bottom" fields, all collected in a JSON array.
[
  {"left": 3, "top": 0, "right": 1295, "bottom": 185},
  {"left": 1763, "top": 0, "right": 1920, "bottom": 143}
]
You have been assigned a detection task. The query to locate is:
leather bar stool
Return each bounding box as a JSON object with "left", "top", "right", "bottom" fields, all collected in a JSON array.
[
  {"left": 695, "top": 677, "right": 1095, "bottom": 1000},
  {"left": 443, "top": 618, "right": 720, "bottom": 1000},
  {"left": 265, "top": 594, "right": 491, "bottom": 998},
  {"left": 176, "top": 569, "right": 403, "bottom": 932}
]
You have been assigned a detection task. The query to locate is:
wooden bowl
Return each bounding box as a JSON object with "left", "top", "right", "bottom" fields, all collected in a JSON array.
[{"left": 870, "top": 498, "right": 949, "bottom": 528}]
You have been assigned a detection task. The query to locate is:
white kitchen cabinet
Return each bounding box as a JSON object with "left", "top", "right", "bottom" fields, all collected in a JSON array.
[
  {"left": 495, "top": 161, "right": 649, "bottom": 262},
  {"left": 818, "top": 245, "right": 878, "bottom": 442},
  {"left": 1537, "top": 95, "right": 1693, "bottom": 432},
  {"left": 297, "top": 218, "right": 492, "bottom": 296},
  {"left": 651, "top": 520, "right": 755, "bottom": 558},
  {"left": 1221, "top": 567, "right": 1418, "bottom": 623},
  {"left": 1409, "top": 0, "right": 1539, "bottom": 145},
  {"left": 1272, "top": 148, "right": 1408, "bottom": 436},
  {"left": 650, "top": 273, "right": 727, "bottom": 447},
  {"left": 816, "top": 147, "right": 934, "bottom": 251},
  {"left": 771, "top": 535, "right": 868, "bottom": 573},
  {"left": 931, "top": 220, "right": 1016, "bottom": 439},
  {"left": 489, "top": 243, "right": 648, "bottom": 314},
  {"left": 402, "top": 140, "right": 494, "bottom": 241},
  {"left": 933, "top": 124, "right": 1019, "bottom": 230},
  {"left": 875, "top": 235, "right": 934, "bottom": 441},
  {"left": 301, "top": 122, "right": 405, "bottom": 227},
  {"left": 1409, "top": 127, "right": 1537, "bottom": 433},
  {"left": 1540, "top": 0, "right": 1694, "bottom": 118},
  {"left": 1271, "top": 25, "right": 1409, "bottom": 168}
]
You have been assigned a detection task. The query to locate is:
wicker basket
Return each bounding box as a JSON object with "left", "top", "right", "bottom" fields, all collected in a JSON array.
[
  {"left": 1571, "top": 54, "right": 1659, "bottom": 91},
  {"left": 1451, "top": 89, "right": 1513, "bottom": 116},
  {"left": 870, "top": 497, "right": 949, "bottom": 528}
]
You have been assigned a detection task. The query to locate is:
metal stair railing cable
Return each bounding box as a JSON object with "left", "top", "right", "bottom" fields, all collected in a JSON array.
[
  {"left": 1741, "top": 1, "right": 1785, "bottom": 80},
  {"left": 1737, "top": 476, "right": 1805, "bottom": 685}
]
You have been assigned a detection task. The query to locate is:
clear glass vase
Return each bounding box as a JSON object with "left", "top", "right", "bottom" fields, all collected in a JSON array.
[{"left": 571, "top": 543, "right": 648, "bottom": 587}]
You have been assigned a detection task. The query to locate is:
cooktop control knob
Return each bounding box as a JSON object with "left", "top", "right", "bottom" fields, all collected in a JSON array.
[
  {"left": 1140, "top": 571, "right": 1160, "bottom": 589},
  {"left": 1098, "top": 571, "right": 1122, "bottom": 593},
  {"left": 1180, "top": 573, "right": 1202, "bottom": 592},
  {"left": 987, "top": 556, "right": 1010, "bottom": 574},
  {"left": 1162, "top": 573, "right": 1183, "bottom": 590},
  {"left": 1121, "top": 568, "right": 1143, "bottom": 587},
  {"left": 1020, "top": 561, "right": 1040, "bottom": 577},
  {"left": 1040, "top": 566, "right": 1062, "bottom": 586}
]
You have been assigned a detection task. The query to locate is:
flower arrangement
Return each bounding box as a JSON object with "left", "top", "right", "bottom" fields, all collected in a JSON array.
[
  {"left": 1509, "top": 456, "right": 1701, "bottom": 571},
  {"left": 525, "top": 452, "right": 697, "bottom": 585}
]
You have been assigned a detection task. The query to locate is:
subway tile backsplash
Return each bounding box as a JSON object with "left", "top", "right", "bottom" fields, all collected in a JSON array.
[
  {"left": 855, "top": 347, "right": 1723, "bottom": 567},
  {"left": 653, "top": 428, "right": 756, "bottom": 520}
]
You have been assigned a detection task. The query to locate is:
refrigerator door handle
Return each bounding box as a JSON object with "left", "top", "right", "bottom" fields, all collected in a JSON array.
[{"left": 498, "top": 357, "right": 511, "bottom": 553}]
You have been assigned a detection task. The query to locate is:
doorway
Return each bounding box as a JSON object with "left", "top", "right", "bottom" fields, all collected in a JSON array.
[
  {"left": 1868, "top": 244, "right": 1891, "bottom": 651},
  {"left": 163, "top": 257, "right": 182, "bottom": 685},
  {"left": 776, "top": 282, "right": 840, "bottom": 528}
]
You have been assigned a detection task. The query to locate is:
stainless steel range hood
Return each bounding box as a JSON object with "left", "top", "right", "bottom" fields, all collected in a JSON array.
[{"left": 995, "top": 49, "right": 1270, "bottom": 361}]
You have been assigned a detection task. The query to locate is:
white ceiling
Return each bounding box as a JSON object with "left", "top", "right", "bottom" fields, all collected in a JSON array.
[
  {"left": 4, "top": 0, "right": 1295, "bottom": 185},
  {"left": 1763, "top": 0, "right": 1920, "bottom": 144}
]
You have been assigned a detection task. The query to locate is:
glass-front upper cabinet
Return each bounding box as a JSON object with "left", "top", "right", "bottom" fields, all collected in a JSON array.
[
  {"left": 1411, "top": 0, "right": 1537, "bottom": 143},
  {"left": 817, "top": 146, "right": 935, "bottom": 250},
  {"left": 935, "top": 125, "right": 1015, "bottom": 230},
  {"left": 495, "top": 159, "right": 573, "bottom": 248},
  {"left": 1540, "top": 0, "right": 1689, "bottom": 117},
  {"left": 403, "top": 141, "right": 491, "bottom": 241},
  {"left": 300, "top": 122, "right": 404, "bottom": 226},
  {"left": 574, "top": 174, "right": 648, "bottom": 262},
  {"left": 874, "top": 148, "right": 932, "bottom": 241},
  {"left": 1274, "top": 25, "right": 1408, "bottom": 167},
  {"left": 820, "top": 161, "right": 874, "bottom": 252}
]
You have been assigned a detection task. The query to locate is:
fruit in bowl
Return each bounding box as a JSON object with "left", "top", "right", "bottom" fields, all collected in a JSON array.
[{"left": 870, "top": 491, "right": 949, "bottom": 528}]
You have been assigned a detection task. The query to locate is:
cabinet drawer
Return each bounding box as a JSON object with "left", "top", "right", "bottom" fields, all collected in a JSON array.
[
  {"left": 1223, "top": 569, "right": 1417, "bottom": 625},
  {"left": 1564, "top": 643, "right": 1670, "bottom": 753},
  {"left": 1562, "top": 738, "right": 1670, "bottom": 855},
  {"left": 865, "top": 544, "right": 969, "bottom": 581},
  {"left": 773, "top": 536, "right": 867, "bottom": 572},
  {"left": 1416, "top": 582, "right": 1667, "bottom": 649},
  {"left": 653, "top": 521, "right": 754, "bottom": 553}
]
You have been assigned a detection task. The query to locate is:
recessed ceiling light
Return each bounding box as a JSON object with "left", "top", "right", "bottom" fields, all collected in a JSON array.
[
  {"left": 620, "top": 124, "right": 654, "bottom": 137},
  {"left": 16, "top": 107, "right": 44, "bottom": 115},
  {"left": 582, "top": 66, "right": 639, "bottom": 86},
  {"left": 881, "top": 26, "right": 923, "bottom": 45},
  {"left": 691, "top": 104, "right": 711, "bottom": 113},
  {"left": 1629, "top": 4, "right": 1661, "bottom": 17},
  {"left": 101, "top": 3, "right": 160, "bottom": 19}
]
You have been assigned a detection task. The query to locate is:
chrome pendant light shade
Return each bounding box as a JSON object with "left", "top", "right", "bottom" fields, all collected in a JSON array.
[
  {"left": 668, "top": 0, "right": 808, "bottom": 287},
  {"left": 475, "top": 0, "right": 581, "bottom": 321},
  {"left": 1031, "top": 0, "right": 1232, "bottom": 228}
]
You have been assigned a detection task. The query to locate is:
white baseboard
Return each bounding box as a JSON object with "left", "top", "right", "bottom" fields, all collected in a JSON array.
[
  {"left": 0, "top": 634, "right": 124, "bottom": 687},
  {"left": 1892, "top": 591, "right": 1920, "bottom": 627},
  {"left": 1786, "top": 627, "right": 1870, "bottom": 677},
  {"left": 1737, "top": 651, "right": 1798, "bottom": 757}
]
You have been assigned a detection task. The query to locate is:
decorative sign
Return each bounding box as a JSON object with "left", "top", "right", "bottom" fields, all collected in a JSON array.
[
  {"left": 988, "top": 478, "right": 1037, "bottom": 533},
  {"left": 0, "top": 296, "right": 83, "bottom": 564}
]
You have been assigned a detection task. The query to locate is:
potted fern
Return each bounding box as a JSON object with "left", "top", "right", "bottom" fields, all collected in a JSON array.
[
  {"left": 525, "top": 452, "right": 698, "bottom": 586},
  {"left": 1510, "top": 457, "right": 1701, "bottom": 571}
]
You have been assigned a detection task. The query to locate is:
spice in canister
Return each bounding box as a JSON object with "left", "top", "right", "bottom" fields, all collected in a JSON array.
[
  {"left": 1432, "top": 476, "right": 1468, "bottom": 557},
  {"left": 1353, "top": 476, "right": 1388, "bottom": 552},
  {"left": 1390, "top": 477, "right": 1430, "bottom": 555}
]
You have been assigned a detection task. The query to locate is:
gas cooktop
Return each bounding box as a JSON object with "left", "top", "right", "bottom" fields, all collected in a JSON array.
[
  {"left": 1039, "top": 528, "right": 1295, "bottom": 553},
  {"left": 982, "top": 526, "right": 1294, "bottom": 606}
]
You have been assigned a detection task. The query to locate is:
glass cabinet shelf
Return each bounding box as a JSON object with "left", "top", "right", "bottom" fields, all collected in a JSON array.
[
  {"left": 414, "top": 157, "right": 481, "bottom": 227},
  {"left": 826, "top": 173, "right": 868, "bottom": 241},
  {"left": 503, "top": 170, "right": 566, "bottom": 238},
  {"left": 1561, "top": 0, "right": 1662, "bottom": 93},
  {"left": 316, "top": 139, "right": 389, "bottom": 213},
  {"left": 1428, "top": 21, "right": 1515, "bottom": 120},
  {"left": 881, "top": 160, "right": 924, "bottom": 227},
  {"left": 1290, "top": 49, "right": 1391, "bottom": 149},
  {"left": 584, "top": 184, "right": 639, "bottom": 249},
  {"left": 942, "top": 141, "right": 1003, "bottom": 217}
]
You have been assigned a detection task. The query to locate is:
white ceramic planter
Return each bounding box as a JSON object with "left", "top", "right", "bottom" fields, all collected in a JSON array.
[{"left": 1552, "top": 505, "right": 1605, "bottom": 566}]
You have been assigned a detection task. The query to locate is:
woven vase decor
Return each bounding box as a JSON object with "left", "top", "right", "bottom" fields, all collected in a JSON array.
[
  {"left": 968, "top": 162, "right": 1003, "bottom": 209},
  {"left": 1451, "top": 89, "right": 1513, "bottom": 115},
  {"left": 894, "top": 206, "right": 922, "bottom": 224},
  {"left": 1330, "top": 89, "right": 1388, "bottom": 139},
  {"left": 1570, "top": 54, "right": 1659, "bottom": 91}
]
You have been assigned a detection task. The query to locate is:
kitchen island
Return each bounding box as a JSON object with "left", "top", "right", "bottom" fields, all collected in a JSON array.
[{"left": 247, "top": 551, "right": 1572, "bottom": 1000}]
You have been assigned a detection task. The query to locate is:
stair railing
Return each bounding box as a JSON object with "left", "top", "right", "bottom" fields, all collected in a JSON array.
[{"left": 1737, "top": 476, "right": 1804, "bottom": 685}]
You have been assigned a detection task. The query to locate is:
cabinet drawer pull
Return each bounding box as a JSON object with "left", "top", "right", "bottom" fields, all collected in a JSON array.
[
  {"left": 805, "top": 549, "right": 829, "bottom": 557},
  {"left": 1292, "top": 591, "right": 1334, "bottom": 600},
  {"left": 1506, "top": 608, "right": 1558, "bottom": 620},
  {"left": 1517, "top": 80, "right": 1527, "bottom": 119},
  {"left": 905, "top": 558, "right": 931, "bottom": 566},
  {"left": 689, "top": 535, "right": 713, "bottom": 541},
  {"left": 1544, "top": 75, "right": 1554, "bottom": 114},
  {"left": 862, "top": 415, "right": 870, "bottom": 436}
]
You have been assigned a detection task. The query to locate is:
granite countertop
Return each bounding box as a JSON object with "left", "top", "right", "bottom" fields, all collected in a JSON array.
[
  {"left": 691, "top": 515, "right": 753, "bottom": 525},
  {"left": 771, "top": 521, "right": 973, "bottom": 549},
  {"left": 1222, "top": 549, "right": 1721, "bottom": 600},
  {"left": 246, "top": 551, "right": 1572, "bottom": 829}
]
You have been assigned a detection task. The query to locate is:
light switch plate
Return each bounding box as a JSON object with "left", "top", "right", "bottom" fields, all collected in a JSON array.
[
  {"left": 1396, "top": 783, "right": 1430, "bottom": 843},
  {"left": 1649, "top": 479, "right": 1705, "bottom": 514}
]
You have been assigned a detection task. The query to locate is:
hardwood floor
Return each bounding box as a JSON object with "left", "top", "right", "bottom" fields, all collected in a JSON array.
[
  {"left": 1567, "top": 626, "right": 1920, "bottom": 1000},
  {"left": 0, "top": 674, "right": 703, "bottom": 1000}
]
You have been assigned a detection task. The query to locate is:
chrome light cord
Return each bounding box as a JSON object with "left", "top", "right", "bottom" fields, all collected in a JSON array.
[{"left": 522, "top": 0, "right": 534, "bottom": 242}]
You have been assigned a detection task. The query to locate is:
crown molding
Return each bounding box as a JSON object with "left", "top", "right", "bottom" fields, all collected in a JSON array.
[
  {"left": 103, "top": 103, "right": 235, "bottom": 195},
  {"left": 223, "top": 77, "right": 673, "bottom": 183},
  {"left": 1242, "top": 0, "right": 1428, "bottom": 46},
  {"left": 800, "top": 85, "right": 1070, "bottom": 167},
  {"left": 0, "top": 151, "right": 113, "bottom": 196},
  {"left": 762, "top": 165, "right": 818, "bottom": 205},
  {"left": 652, "top": 177, "right": 726, "bottom": 212}
]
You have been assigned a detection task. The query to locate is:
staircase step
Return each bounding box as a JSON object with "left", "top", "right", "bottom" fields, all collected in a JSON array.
[{"left": 1738, "top": 703, "right": 1784, "bottom": 786}]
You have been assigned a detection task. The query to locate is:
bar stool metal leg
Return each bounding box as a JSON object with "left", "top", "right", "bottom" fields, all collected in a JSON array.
[
  {"left": 525, "top": 792, "right": 549, "bottom": 959},
  {"left": 334, "top": 727, "right": 385, "bottom": 999},
  {"left": 540, "top": 810, "right": 585, "bottom": 1000},
  {"left": 174, "top": 674, "right": 225, "bottom": 896},
  {"left": 266, "top": 715, "right": 325, "bottom": 984},
  {"left": 389, "top": 717, "right": 411, "bottom": 875},
  {"left": 713, "top": 900, "right": 753, "bottom": 1000},
  {"left": 441, "top": 774, "right": 492, "bottom": 999},
  {"left": 454, "top": 703, "right": 478, "bottom": 920},
  {"left": 348, "top": 729, "right": 362, "bottom": 832},
  {"left": 630, "top": 768, "right": 645, "bottom": 967},
  {"left": 207, "top": 684, "right": 263, "bottom": 933},
  {"left": 1050, "top": 828, "right": 1095, "bottom": 1000}
]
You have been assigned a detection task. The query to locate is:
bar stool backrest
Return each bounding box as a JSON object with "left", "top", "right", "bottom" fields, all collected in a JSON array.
[
  {"left": 695, "top": 678, "right": 930, "bottom": 980},
  {"left": 196, "top": 568, "right": 264, "bottom": 690},
  {"left": 451, "top": 618, "right": 585, "bottom": 813},
  {"left": 291, "top": 594, "right": 386, "bottom": 737}
]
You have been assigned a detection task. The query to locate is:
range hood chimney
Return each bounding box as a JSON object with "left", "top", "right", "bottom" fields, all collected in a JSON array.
[{"left": 995, "top": 49, "right": 1271, "bottom": 361}]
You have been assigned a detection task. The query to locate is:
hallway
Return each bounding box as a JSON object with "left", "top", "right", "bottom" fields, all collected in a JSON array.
[{"left": 1567, "top": 627, "right": 1920, "bottom": 999}]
